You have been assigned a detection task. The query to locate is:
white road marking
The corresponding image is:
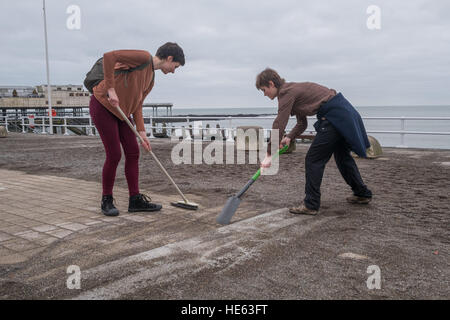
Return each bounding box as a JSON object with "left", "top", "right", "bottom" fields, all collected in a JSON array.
[
  {"left": 338, "top": 252, "right": 370, "bottom": 261},
  {"left": 72, "top": 208, "right": 335, "bottom": 300}
]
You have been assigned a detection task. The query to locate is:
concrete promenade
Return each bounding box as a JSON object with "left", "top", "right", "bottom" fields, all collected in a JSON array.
[{"left": 0, "top": 133, "right": 448, "bottom": 299}]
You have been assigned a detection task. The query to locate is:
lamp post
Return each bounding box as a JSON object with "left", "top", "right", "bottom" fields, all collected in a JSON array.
[{"left": 43, "top": 0, "right": 53, "bottom": 134}]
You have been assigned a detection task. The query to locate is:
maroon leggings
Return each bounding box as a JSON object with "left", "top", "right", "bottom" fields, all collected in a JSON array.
[{"left": 89, "top": 95, "right": 140, "bottom": 197}]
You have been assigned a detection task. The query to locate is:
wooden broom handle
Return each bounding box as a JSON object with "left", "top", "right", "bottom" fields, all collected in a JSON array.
[{"left": 115, "top": 106, "right": 189, "bottom": 203}]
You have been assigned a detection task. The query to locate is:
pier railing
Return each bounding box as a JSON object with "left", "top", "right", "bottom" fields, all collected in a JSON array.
[{"left": 2, "top": 115, "right": 450, "bottom": 148}]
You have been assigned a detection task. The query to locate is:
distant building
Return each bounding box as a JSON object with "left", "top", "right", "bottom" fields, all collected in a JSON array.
[
  {"left": 37, "top": 84, "right": 91, "bottom": 107},
  {"left": 0, "top": 84, "right": 90, "bottom": 110},
  {"left": 0, "top": 84, "right": 172, "bottom": 117},
  {"left": 0, "top": 86, "right": 37, "bottom": 98}
]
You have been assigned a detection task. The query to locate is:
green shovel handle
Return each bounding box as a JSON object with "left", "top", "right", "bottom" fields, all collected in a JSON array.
[{"left": 251, "top": 144, "right": 290, "bottom": 181}]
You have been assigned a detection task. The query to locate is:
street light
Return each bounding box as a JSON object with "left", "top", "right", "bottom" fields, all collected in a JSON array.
[{"left": 42, "top": 0, "right": 53, "bottom": 134}]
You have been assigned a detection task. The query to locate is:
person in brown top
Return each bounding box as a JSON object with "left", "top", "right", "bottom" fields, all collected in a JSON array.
[
  {"left": 89, "top": 42, "right": 185, "bottom": 216},
  {"left": 256, "top": 68, "right": 372, "bottom": 215}
]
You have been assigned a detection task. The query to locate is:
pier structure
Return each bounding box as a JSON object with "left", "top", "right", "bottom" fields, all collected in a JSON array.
[
  {"left": 0, "top": 84, "right": 173, "bottom": 135},
  {"left": 0, "top": 84, "right": 90, "bottom": 117}
]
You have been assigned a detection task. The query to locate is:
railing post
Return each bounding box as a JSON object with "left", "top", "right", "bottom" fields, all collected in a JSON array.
[
  {"left": 170, "top": 123, "right": 174, "bottom": 138},
  {"left": 64, "top": 116, "right": 69, "bottom": 135},
  {"left": 22, "top": 117, "right": 26, "bottom": 133},
  {"left": 88, "top": 117, "right": 94, "bottom": 136},
  {"left": 149, "top": 115, "right": 155, "bottom": 139},
  {"left": 184, "top": 126, "right": 192, "bottom": 141},
  {"left": 41, "top": 116, "right": 47, "bottom": 134},
  {"left": 5, "top": 116, "right": 9, "bottom": 133},
  {"left": 186, "top": 116, "right": 190, "bottom": 139},
  {"left": 226, "top": 116, "right": 234, "bottom": 143},
  {"left": 396, "top": 117, "right": 407, "bottom": 148}
]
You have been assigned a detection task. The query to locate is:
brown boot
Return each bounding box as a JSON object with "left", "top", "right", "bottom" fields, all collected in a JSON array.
[
  {"left": 346, "top": 195, "right": 372, "bottom": 204},
  {"left": 289, "top": 204, "right": 318, "bottom": 215}
]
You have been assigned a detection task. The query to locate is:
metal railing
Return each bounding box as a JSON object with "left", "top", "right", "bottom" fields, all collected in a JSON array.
[
  {"left": 2, "top": 115, "right": 450, "bottom": 148},
  {"left": 2, "top": 115, "right": 95, "bottom": 136},
  {"left": 144, "top": 115, "right": 450, "bottom": 147},
  {"left": 357, "top": 116, "right": 450, "bottom": 147}
]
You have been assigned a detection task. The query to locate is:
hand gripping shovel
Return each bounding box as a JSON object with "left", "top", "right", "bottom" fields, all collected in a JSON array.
[
  {"left": 115, "top": 106, "right": 198, "bottom": 210},
  {"left": 216, "top": 144, "right": 289, "bottom": 225}
]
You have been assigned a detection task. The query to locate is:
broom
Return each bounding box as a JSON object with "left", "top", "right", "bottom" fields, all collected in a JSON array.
[{"left": 115, "top": 106, "right": 199, "bottom": 210}]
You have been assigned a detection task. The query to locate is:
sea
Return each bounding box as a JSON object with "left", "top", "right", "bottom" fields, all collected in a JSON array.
[{"left": 144, "top": 105, "right": 450, "bottom": 150}]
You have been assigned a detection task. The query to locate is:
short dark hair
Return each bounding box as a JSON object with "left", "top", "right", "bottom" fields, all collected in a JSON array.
[
  {"left": 255, "top": 68, "right": 285, "bottom": 89},
  {"left": 156, "top": 42, "right": 185, "bottom": 66}
]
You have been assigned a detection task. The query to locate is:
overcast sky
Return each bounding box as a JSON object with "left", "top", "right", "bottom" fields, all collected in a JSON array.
[{"left": 1, "top": 0, "right": 449, "bottom": 107}]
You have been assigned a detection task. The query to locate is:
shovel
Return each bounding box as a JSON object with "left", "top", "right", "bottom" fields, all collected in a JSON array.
[{"left": 216, "top": 144, "right": 289, "bottom": 225}]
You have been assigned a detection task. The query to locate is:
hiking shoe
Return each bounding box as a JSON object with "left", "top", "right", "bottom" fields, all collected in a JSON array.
[
  {"left": 128, "top": 193, "right": 162, "bottom": 212},
  {"left": 346, "top": 195, "right": 372, "bottom": 204},
  {"left": 101, "top": 195, "right": 119, "bottom": 216},
  {"left": 289, "top": 204, "right": 318, "bottom": 215}
]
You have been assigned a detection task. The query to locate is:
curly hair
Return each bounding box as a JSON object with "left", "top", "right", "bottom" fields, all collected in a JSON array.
[{"left": 255, "top": 68, "right": 285, "bottom": 89}]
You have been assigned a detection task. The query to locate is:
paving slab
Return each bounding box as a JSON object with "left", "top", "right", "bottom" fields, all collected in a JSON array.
[{"left": 0, "top": 168, "right": 258, "bottom": 271}]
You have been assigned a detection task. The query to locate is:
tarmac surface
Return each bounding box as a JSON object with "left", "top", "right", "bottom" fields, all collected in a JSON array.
[{"left": 0, "top": 133, "right": 449, "bottom": 299}]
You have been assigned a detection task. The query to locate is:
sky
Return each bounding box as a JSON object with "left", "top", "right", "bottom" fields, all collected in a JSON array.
[{"left": 0, "top": 0, "right": 449, "bottom": 108}]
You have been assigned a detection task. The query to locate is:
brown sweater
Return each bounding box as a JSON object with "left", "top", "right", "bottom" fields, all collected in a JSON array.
[
  {"left": 93, "top": 50, "right": 155, "bottom": 132},
  {"left": 268, "top": 82, "right": 337, "bottom": 154}
]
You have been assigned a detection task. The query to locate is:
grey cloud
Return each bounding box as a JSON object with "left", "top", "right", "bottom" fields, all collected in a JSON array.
[{"left": 0, "top": 0, "right": 449, "bottom": 107}]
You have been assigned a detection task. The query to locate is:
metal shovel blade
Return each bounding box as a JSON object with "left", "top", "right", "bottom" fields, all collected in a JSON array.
[{"left": 216, "top": 195, "right": 241, "bottom": 225}]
